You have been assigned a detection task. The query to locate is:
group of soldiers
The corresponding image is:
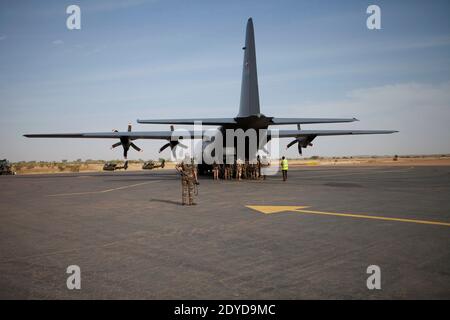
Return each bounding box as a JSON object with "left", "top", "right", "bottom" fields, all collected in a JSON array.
[
  {"left": 211, "top": 156, "right": 267, "bottom": 181},
  {"left": 176, "top": 155, "right": 283, "bottom": 206}
]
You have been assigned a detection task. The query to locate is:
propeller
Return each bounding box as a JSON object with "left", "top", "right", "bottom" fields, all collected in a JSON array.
[
  {"left": 159, "top": 125, "right": 187, "bottom": 157},
  {"left": 286, "top": 124, "right": 314, "bottom": 155},
  {"left": 111, "top": 124, "right": 142, "bottom": 159}
]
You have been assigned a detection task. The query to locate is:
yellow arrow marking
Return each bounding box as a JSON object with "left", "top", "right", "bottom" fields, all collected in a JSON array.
[
  {"left": 246, "top": 205, "right": 450, "bottom": 227},
  {"left": 246, "top": 205, "right": 309, "bottom": 214}
]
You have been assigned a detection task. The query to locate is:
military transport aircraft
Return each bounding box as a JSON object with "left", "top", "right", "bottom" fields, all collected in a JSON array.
[{"left": 24, "top": 18, "right": 397, "bottom": 172}]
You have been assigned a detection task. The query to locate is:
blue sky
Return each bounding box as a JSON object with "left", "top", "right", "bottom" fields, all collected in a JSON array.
[{"left": 1, "top": 0, "right": 450, "bottom": 161}]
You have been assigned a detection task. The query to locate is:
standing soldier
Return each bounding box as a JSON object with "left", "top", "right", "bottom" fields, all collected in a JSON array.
[
  {"left": 219, "top": 164, "right": 224, "bottom": 179},
  {"left": 243, "top": 160, "right": 248, "bottom": 179},
  {"left": 212, "top": 160, "right": 219, "bottom": 180},
  {"left": 223, "top": 163, "right": 229, "bottom": 180},
  {"left": 251, "top": 161, "right": 257, "bottom": 179},
  {"left": 175, "top": 156, "right": 198, "bottom": 205},
  {"left": 231, "top": 162, "right": 236, "bottom": 180},
  {"left": 252, "top": 162, "right": 257, "bottom": 179},
  {"left": 256, "top": 155, "right": 262, "bottom": 179},
  {"left": 280, "top": 156, "right": 289, "bottom": 181},
  {"left": 226, "top": 163, "right": 232, "bottom": 180},
  {"left": 236, "top": 158, "right": 243, "bottom": 180},
  {"left": 248, "top": 161, "right": 254, "bottom": 179}
]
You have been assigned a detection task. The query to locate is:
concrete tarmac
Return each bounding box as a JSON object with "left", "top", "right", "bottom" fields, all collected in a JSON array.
[{"left": 0, "top": 166, "right": 449, "bottom": 299}]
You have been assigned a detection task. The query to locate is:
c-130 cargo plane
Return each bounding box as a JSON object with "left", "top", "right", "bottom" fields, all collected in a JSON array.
[{"left": 25, "top": 18, "right": 397, "bottom": 171}]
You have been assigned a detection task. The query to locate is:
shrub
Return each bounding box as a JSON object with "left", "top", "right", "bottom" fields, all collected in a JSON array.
[{"left": 69, "top": 165, "right": 80, "bottom": 172}]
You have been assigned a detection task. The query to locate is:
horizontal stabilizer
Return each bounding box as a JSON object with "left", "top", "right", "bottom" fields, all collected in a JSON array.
[
  {"left": 137, "top": 118, "right": 237, "bottom": 125},
  {"left": 271, "top": 118, "right": 358, "bottom": 125}
]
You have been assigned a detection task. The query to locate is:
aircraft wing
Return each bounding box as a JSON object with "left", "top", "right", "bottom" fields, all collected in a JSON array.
[
  {"left": 25, "top": 129, "right": 397, "bottom": 140},
  {"left": 270, "top": 118, "right": 358, "bottom": 125},
  {"left": 137, "top": 117, "right": 359, "bottom": 125},
  {"left": 274, "top": 129, "right": 398, "bottom": 138},
  {"left": 137, "top": 118, "right": 237, "bottom": 125},
  {"left": 24, "top": 131, "right": 204, "bottom": 140}
]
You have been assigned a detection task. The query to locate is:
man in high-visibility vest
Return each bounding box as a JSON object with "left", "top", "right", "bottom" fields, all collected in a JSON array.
[{"left": 280, "top": 156, "right": 288, "bottom": 181}]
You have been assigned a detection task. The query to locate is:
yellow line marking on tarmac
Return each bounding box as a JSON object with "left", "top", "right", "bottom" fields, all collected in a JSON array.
[
  {"left": 246, "top": 205, "right": 450, "bottom": 227},
  {"left": 47, "top": 180, "right": 161, "bottom": 197}
]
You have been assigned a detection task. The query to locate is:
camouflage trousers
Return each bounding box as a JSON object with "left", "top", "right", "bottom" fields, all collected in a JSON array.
[{"left": 181, "top": 177, "right": 195, "bottom": 205}]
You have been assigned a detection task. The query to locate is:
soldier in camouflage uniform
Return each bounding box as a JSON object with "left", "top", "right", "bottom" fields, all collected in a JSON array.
[
  {"left": 175, "top": 157, "right": 198, "bottom": 205},
  {"left": 256, "top": 155, "right": 262, "bottom": 179},
  {"left": 243, "top": 160, "right": 248, "bottom": 179},
  {"left": 249, "top": 161, "right": 257, "bottom": 179},
  {"left": 236, "top": 158, "right": 243, "bottom": 180},
  {"left": 212, "top": 161, "right": 219, "bottom": 180},
  {"left": 219, "top": 164, "right": 225, "bottom": 179},
  {"left": 222, "top": 164, "right": 227, "bottom": 180},
  {"left": 247, "top": 162, "right": 253, "bottom": 179},
  {"left": 224, "top": 163, "right": 230, "bottom": 180},
  {"left": 230, "top": 162, "right": 235, "bottom": 180}
]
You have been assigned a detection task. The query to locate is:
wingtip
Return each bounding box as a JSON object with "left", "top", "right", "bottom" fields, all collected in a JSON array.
[{"left": 353, "top": 117, "right": 360, "bottom": 121}]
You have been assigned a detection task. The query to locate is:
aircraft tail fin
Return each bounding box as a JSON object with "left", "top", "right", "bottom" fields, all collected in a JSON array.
[{"left": 237, "top": 18, "right": 260, "bottom": 118}]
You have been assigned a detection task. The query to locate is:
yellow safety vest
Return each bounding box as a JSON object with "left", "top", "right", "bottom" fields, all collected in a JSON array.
[{"left": 281, "top": 159, "right": 288, "bottom": 170}]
